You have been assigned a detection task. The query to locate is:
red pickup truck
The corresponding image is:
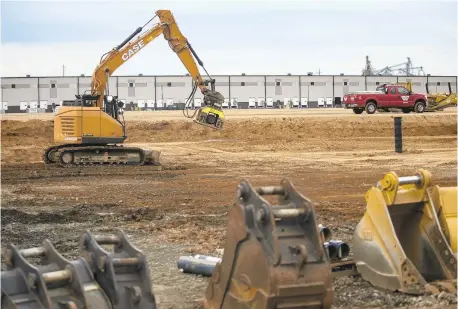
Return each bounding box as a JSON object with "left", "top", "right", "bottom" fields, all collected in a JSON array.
[{"left": 342, "top": 84, "right": 427, "bottom": 114}]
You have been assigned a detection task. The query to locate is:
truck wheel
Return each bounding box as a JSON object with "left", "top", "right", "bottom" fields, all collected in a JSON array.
[
  {"left": 365, "top": 102, "right": 377, "bottom": 114},
  {"left": 402, "top": 108, "right": 411, "bottom": 113},
  {"left": 353, "top": 108, "right": 363, "bottom": 114},
  {"left": 414, "top": 101, "right": 425, "bottom": 113}
]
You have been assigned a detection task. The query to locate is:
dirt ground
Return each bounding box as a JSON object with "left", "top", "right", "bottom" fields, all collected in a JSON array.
[{"left": 1, "top": 109, "right": 457, "bottom": 309}]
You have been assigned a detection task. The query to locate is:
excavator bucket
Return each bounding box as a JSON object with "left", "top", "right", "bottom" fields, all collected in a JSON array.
[
  {"left": 352, "top": 169, "right": 457, "bottom": 295},
  {"left": 1, "top": 239, "right": 113, "bottom": 309},
  {"left": 1, "top": 229, "right": 157, "bottom": 309},
  {"left": 79, "top": 229, "right": 157, "bottom": 309},
  {"left": 202, "top": 179, "right": 334, "bottom": 309}
]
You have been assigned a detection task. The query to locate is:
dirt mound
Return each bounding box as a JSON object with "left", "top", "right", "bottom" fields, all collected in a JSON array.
[
  {"left": 1, "top": 119, "right": 54, "bottom": 141},
  {"left": 126, "top": 114, "right": 457, "bottom": 143},
  {"left": 1, "top": 114, "right": 456, "bottom": 164},
  {"left": 1, "top": 120, "right": 54, "bottom": 164}
]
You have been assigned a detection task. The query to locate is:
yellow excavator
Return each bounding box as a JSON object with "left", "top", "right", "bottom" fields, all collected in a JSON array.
[{"left": 43, "top": 10, "right": 225, "bottom": 167}]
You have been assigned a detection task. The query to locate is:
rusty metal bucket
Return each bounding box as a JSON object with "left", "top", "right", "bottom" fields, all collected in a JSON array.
[
  {"left": 1, "top": 229, "right": 157, "bottom": 309},
  {"left": 202, "top": 179, "right": 334, "bottom": 309},
  {"left": 2, "top": 239, "right": 113, "bottom": 309}
]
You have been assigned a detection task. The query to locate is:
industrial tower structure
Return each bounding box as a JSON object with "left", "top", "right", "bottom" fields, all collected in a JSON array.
[{"left": 362, "top": 56, "right": 426, "bottom": 76}]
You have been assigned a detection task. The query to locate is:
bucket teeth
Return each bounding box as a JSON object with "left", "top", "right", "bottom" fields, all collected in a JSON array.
[
  {"left": 1, "top": 230, "right": 157, "bottom": 309},
  {"left": 202, "top": 179, "right": 334, "bottom": 309}
]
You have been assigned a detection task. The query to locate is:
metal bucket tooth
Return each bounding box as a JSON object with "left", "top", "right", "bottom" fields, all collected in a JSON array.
[
  {"left": 352, "top": 169, "right": 457, "bottom": 295},
  {"left": 79, "top": 229, "right": 157, "bottom": 309},
  {"left": 203, "top": 179, "right": 334, "bottom": 309},
  {"left": 1, "top": 240, "right": 112, "bottom": 309}
]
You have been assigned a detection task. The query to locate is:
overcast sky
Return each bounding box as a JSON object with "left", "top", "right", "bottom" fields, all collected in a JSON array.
[{"left": 1, "top": 0, "right": 457, "bottom": 77}]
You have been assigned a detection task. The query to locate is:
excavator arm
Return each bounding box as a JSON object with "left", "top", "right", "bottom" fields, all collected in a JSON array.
[{"left": 89, "top": 10, "right": 224, "bottom": 128}]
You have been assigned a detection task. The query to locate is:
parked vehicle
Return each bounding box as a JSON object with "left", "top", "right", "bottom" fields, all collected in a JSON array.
[{"left": 343, "top": 84, "right": 427, "bottom": 114}]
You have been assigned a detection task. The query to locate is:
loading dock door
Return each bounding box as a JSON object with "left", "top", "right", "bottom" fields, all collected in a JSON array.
[{"left": 20, "top": 101, "right": 28, "bottom": 110}]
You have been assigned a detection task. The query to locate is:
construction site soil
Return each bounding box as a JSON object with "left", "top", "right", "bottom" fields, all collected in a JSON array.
[{"left": 1, "top": 109, "right": 457, "bottom": 309}]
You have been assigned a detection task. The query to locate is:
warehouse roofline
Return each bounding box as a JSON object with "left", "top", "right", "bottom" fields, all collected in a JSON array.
[{"left": 1, "top": 74, "right": 457, "bottom": 79}]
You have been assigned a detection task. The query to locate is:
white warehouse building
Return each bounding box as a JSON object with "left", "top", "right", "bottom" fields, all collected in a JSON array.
[{"left": 1, "top": 74, "right": 456, "bottom": 113}]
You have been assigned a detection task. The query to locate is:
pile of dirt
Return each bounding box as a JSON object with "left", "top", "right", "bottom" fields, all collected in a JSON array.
[
  {"left": 1, "top": 114, "right": 456, "bottom": 164},
  {"left": 1, "top": 120, "right": 54, "bottom": 164},
  {"left": 1, "top": 119, "right": 54, "bottom": 143},
  {"left": 125, "top": 114, "right": 457, "bottom": 143}
]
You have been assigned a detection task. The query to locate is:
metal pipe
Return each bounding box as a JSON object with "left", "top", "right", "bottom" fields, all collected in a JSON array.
[
  {"left": 328, "top": 240, "right": 350, "bottom": 260},
  {"left": 194, "top": 255, "right": 222, "bottom": 263},
  {"left": 19, "top": 247, "right": 46, "bottom": 258},
  {"left": 324, "top": 242, "right": 337, "bottom": 259},
  {"left": 256, "top": 186, "right": 285, "bottom": 196},
  {"left": 112, "top": 257, "right": 140, "bottom": 267},
  {"left": 42, "top": 269, "right": 72, "bottom": 284},
  {"left": 319, "top": 224, "right": 332, "bottom": 242},
  {"left": 177, "top": 256, "right": 218, "bottom": 277},
  {"left": 94, "top": 235, "right": 120, "bottom": 245},
  {"left": 399, "top": 175, "right": 422, "bottom": 185},
  {"left": 272, "top": 208, "right": 304, "bottom": 219}
]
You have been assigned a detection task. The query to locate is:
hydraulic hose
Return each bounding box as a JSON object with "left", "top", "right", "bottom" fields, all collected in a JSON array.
[{"left": 183, "top": 81, "right": 199, "bottom": 119}]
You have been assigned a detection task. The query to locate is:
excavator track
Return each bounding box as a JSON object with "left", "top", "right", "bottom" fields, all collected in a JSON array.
[
  {"left": 57, "top": 146, "right": 145, "bottom": 167},
  {"left": 43, "top": 145, "right": 161, "bottom": 168},
  {"left": 42, "top": 144, "right": 78, "bottom": 164}
]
